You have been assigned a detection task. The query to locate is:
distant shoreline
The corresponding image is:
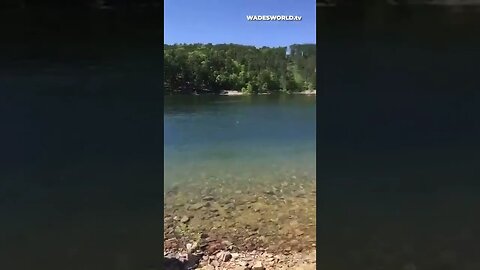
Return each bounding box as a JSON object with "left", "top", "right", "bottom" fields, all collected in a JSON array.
[
  {"left": 291, "top": 89, "right": 316, "bottom": 95},
  {"left": 219, "top": 90, "right": 316, "bottom": 96},
  {"left": 167, "top": 90, "right": 316, "bottom": 96}
]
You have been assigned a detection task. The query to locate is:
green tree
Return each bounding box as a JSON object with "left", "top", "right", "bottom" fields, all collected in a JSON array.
[{"left": 163, "top": 43, "right": 316, "bottom": 95}]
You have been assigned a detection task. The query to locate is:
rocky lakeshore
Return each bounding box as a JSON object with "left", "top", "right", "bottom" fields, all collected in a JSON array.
[
  {"left": 164, "top": 248, "right": 316, "bottom": 270},
  {"left": 164, "top": 176, "right": 316, "bottom": 269}
]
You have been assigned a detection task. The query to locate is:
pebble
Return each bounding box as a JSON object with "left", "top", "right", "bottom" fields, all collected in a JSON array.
[
  {"left": 251, "top": 261, "right": 265, "bottom": 270},
  {"left": 223, "top": 252, "right": 233, "bottom": 262},
  {"left": 215, "top": 251, "right": 233, "bottom": 262},
  {"left": 190, "top": 202, "right": 209, "bottom": 210},
  {"left": 295, "top": 229, "right": 304, "bottom": 236},
  {"left": 180, "top": 216, "right": 190, "bottom": 223},
  {"left": 211, "top": 260, "right": 220, "bottom": 267}
]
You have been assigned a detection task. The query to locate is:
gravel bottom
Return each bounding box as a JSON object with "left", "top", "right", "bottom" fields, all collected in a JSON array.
[{"left": 164, "top": 176, "right": 316, "bottom": 269}]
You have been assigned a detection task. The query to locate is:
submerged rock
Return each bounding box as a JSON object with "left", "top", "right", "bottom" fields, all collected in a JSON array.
[
  {"left": 295, "top": 229, "right": 305, "bottom": 236},
  {"left": 203, "top": 196, "right": 215, "bottom": 201},
  {"left": 263, "top": 190, "right": 275, "bottom": 195},
  {"left": 190, "top": 202, "right": 209, "bottom": 210},
  {"left": 167, "top": 185, "right": 180, "bottom": 196},
  {"left": 180, "top": 216, "right": 190, "bottom": 223},
  {"left": 164, "top": 177, "right": 317, "bottom": 258}
]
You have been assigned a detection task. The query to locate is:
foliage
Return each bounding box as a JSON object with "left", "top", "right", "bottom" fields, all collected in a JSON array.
[{"left": 164, "top": 43, "right": 316, "bottom": 95}]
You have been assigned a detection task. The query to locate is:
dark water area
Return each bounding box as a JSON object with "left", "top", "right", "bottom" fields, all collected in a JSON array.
[
  {"left": 318, "top": 7, "right": 480, "bottom": 270},
  {"left": 0, "top": 9, "right": 162, "bottom": 270}
]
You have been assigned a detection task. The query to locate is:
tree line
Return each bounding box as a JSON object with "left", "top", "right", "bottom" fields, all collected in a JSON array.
[{"left": 164, "top": 43, "right": 316, "bottom": 95}]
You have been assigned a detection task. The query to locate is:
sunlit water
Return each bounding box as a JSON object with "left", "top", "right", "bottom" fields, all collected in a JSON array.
[
  {"left": 164, "top": 95, "right": 316, "bottom": 191},
  {"left": 163, "top": 95, "right": 316, "bottom": 253}
]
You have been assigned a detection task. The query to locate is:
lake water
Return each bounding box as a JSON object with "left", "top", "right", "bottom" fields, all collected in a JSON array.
[
  {"left": 164, "top": 95, "right": 316, "bottom": 190},
  {"left": 163, "top": 95, "right": 316, "bottom": 253}
]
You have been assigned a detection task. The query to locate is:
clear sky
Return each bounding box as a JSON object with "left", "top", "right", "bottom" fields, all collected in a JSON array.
[{"left": 164, "top": 0, "right": 316, "bottom": 47}]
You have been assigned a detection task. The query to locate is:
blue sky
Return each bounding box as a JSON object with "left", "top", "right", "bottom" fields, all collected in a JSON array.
[{"left": 164, "top": 0, "right": 316, "bottom": 47}]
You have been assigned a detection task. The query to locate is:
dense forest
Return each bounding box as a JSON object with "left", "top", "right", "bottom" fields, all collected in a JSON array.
[{"left": 164, "top": 44, "right": 316, "bottom": 95}]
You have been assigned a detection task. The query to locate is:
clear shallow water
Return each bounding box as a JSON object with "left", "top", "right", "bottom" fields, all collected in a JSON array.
[
  {"left": 163, "top": 95, "right": 316, "bottom": 254},
  {"left": 164, "top": 95, "right": 316, "bottom": 190}
]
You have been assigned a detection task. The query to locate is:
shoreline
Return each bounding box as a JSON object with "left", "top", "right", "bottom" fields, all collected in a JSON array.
[
  {"left": 219, "top": 90, "right": 316, "bottom": 96},
  {"left": 165, "top": 245, "right": 316, "bottom": 270},
  {"left": 166, "top": 90, "right": 317, "bottom": 96},
  {"left": 291, "top": 90, "right": 316, "bottom": 95}
]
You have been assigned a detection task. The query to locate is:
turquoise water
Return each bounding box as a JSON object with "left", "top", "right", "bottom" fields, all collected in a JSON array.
[{"left": 164, "top": 95, "right": 316, "bottom": 190}]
